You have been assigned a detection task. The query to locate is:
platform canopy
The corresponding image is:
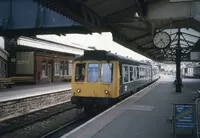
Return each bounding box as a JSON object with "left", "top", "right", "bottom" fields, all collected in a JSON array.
[{"left": 33, "top": 0, "right": 200, "bottom": 62}]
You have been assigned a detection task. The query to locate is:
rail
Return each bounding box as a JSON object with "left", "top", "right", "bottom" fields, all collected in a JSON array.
[
  {"left": 41, "top": 115, "right": 86, "bottom": 138},
  {"left": 0, "top": 102, "right": 75, "bottom": 136}
]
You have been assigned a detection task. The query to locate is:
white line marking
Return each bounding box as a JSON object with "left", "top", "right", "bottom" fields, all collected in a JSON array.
[{"left": 61, "top": 80, "right": 159, "bottom": 138}]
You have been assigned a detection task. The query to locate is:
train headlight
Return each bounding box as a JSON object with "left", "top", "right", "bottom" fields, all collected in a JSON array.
[
  {"left": 104, "top": 90, "right": 109, "bottom": 94},
  {"left": 76, "top": 89, "right": 81, "bottom": 93}
]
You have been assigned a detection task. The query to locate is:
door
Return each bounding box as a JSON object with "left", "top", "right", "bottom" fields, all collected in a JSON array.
[{"left": 48, "top": 61, "right": 53, "bottom": 82}]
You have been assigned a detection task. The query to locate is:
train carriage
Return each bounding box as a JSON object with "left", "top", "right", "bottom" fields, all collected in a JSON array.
[{"left": 71, "top": 50, "right": 159, "bottom": 112}]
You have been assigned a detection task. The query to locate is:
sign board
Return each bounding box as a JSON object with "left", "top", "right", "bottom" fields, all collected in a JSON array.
[
  {"left": 174, "top": 104, "right": 195, "bottom": 129},
  {"left": 196, "top": 99, "right": 200, "bottom": 137}
]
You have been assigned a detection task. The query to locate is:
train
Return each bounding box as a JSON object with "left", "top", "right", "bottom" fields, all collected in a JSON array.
[{"left": 70, "top": 50, "right": 160, "bottom": 112}]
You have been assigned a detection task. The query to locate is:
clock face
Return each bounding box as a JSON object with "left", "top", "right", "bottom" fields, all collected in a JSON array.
[{"left": 153, "top": 32, "right": 171, "bottom": 49}]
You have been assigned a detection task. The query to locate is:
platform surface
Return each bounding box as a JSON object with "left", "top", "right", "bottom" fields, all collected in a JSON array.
[
  {"left": 62, "top": 75, "right": 197, "bottom": 138},
  {"left": 0, "top": 82, "right": 71, "bottom": 102}
]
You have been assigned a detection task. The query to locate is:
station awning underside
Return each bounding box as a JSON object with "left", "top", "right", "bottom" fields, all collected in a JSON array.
[{"left": 33, "top": 0, "right": 200, "bottom": 62}]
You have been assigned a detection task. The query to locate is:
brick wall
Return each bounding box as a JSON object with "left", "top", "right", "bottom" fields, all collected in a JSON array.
[{"left": 0, "top": 90, "right": 72, "bottom": 122}]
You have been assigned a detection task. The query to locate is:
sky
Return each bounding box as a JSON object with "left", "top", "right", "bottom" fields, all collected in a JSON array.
[
  {"left": 36, "top": 28, "right": 200, "bottom": 62},
  {"left": 36, "top": 32, "right": 150, "bottom": 61}
]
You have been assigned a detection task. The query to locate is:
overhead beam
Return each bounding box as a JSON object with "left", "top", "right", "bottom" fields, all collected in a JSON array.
[
  {"left": 33, "top": 0, "right": 107, "bottom": 32},
  {"left": 125, "top": 19, "right": 189, "bottom": 43},
  {"left": 0, "top": 0, "right": 89, "bottom": 36},
  {"left": 106, "top": 5, "right": 136, "bottom": 18},
  {"left": 115, "top": 24, "right": 148, "bottom": 32},
  {"left": 182, "top": 32, "right": 200, "bottom": 39},
  {"left": 126, "top": 32, "right": 152, "bottom": 42}
]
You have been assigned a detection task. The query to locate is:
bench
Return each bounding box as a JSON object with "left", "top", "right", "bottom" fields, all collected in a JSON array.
[
  {"left": 62, "top": 76, "right": 72, "bottom": 82},
  {"left": 11, "top": 76, "right": 35, "bottom": 83},
  {"left": 0, "top": 78, "right": 14, "bottom": 88}
]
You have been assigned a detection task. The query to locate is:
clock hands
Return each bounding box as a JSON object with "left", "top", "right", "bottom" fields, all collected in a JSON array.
[
  {"left": 161, "top": 39, "right": 166, "bottom": 48},
  {"left": 155, "top": 39, "right": 162, "bottom": 45}
]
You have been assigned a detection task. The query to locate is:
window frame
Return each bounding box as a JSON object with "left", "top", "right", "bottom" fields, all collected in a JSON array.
[
  {"left": 122, "top": 64, "right": 141, "bottom": 84},
  {"left": 42, "top": 60, "right": 47, "bottom": 78},
  {"left": 75, "top": 63, "right": 86, "bottom": 82},
  {"left": 100, "top": 62, "right": 113, "bottom": 83},
  {"left": 54, "top": 61, "right": 60, "bottom": 76},
  {"left": 87, "top": 63, "right": 100, "bottom": 83}
]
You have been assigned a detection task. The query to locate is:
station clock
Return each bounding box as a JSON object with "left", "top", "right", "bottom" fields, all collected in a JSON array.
[{"left": 153, "top": 31, "right": 171, "bottom": 49}]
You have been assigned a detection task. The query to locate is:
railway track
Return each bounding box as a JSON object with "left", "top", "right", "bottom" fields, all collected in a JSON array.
[
  {"left": 41, "top": 115, "right": 88, "bottom": 138},
  {"left": 0, "top": 102, "right": 75, "bottom": 136}
]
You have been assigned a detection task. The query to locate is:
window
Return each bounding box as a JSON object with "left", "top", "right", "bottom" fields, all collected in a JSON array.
[
  {"left": 140, "top": 67, "right": 145, "bottom": 79},
  {"left": 134, "top": 67, "right": 137, "bottom": 80},
  {"left": 123, "top": 65, "right": 129, "bottom": 83},
  {"left": 54, "top": 62, "right": 60, "bottom": 76},
  {"left": 185, "top": 68, "right": 188, "bottom": 74},
  {"left": 101, "top": 63, "right": 113, "bottom": 83},
  {"left": 130, "top": 66, "right": 133, "bottom": 81},
  {"left": 87, "top": 63, "right": 99, "bottom": 82},
  {"left": 42, "top": 60, "right": 47, "bottom": 78},
  {"left": 75, "top": 63, "right": 85, "bottom": 82},
  {"left": 64, "top": 62, "right": 68, "bottom": 76},
  {"left": 68, "top": 62, "right": 72, "bottom": 76},
  {"left": 60, "top": 61, "right": 64, "bottom": 76},
  {"left": 137, "top": 67, "right": 139, "bottom": 79}
]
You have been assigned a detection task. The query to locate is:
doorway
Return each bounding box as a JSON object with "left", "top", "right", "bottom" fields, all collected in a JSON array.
[{"left": 48, "top": 60, "right": 53, "bottom": 83}]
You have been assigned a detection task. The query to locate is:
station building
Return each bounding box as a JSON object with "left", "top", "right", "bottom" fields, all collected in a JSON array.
[{"left": 2, "top": 36, "right": 87, "bottom": 84}]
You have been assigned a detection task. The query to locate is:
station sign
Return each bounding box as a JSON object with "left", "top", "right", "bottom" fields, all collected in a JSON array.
[
  {"left": 174, "top": 104, "right": 195, "bottom": 129},
  {"left": 196, "top": 99, "right": 200, "bottom": 137}
]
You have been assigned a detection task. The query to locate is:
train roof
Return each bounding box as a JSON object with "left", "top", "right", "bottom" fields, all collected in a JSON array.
[{"left": 74, "top": 50, "right": 150, "bottom": 66}]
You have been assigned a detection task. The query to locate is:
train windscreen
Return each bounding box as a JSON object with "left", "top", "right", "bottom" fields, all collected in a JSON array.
[
  {"left": 75, "top": 62, "right": 113, "bottom": 83},
  {"left": 100, "top": 63, "right": 113, "bottom": 83}
]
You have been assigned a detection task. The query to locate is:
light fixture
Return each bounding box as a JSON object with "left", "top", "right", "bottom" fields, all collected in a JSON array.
[
  {"left": 77, "top": 89, "right": 81, "bottom": 93},
  {"left": 135, "top": 12, "right": 139, "bottom": 17}
]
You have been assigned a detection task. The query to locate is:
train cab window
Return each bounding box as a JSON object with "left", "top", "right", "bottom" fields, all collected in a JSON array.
[
  {"left": 130, "top": 66, "right": 133, "bottom": 81},
  {"left": 75, "top": 63, "right": 86, "bottom": 82},
  {"left": 87, "top": 63, "right": 99, "bottom": 82},
  {"left": 101, "top": 63, "right": 113, "bottom": 83}
]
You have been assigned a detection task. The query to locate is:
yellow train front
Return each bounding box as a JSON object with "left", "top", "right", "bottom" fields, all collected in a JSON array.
[{"left": 71, "top": 50, "right": 156, "bottom": 112}]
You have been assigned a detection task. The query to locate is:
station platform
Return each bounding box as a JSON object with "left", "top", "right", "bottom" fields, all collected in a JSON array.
[
  {"left": 62, "top": 75, "right": 197, "bottom": 138},
  {"left": 0, "top": 82, "right": 71, "bottom": 102}
]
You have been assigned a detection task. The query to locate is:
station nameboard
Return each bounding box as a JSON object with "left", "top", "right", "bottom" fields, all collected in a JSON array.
[{"left": 174, "top": 104, "right": 194, "bottom": 129}]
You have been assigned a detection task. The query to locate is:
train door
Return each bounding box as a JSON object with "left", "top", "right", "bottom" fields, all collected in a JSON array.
[{"left": 48, "top": 60, "right": 53, "bottom": 83}]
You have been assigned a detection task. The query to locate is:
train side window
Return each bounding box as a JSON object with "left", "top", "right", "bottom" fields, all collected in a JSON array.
[
  {"left": 75, "top": 63, "right": 86, "bottom": 82},
  {"left": 123, "top": 66, "right": 129, "bottom": 83},
  {"left": 137, "top": 67, "right": 139, "bottom": 79},
  {"left": 101, "top": 63, "right": 113, "bottom": 83},
  {"left": 134, "top": 67, "right": 137, "bottom": 80},
  {"left": 130, "top": 66, "right": 133, "bottom": 81}
]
